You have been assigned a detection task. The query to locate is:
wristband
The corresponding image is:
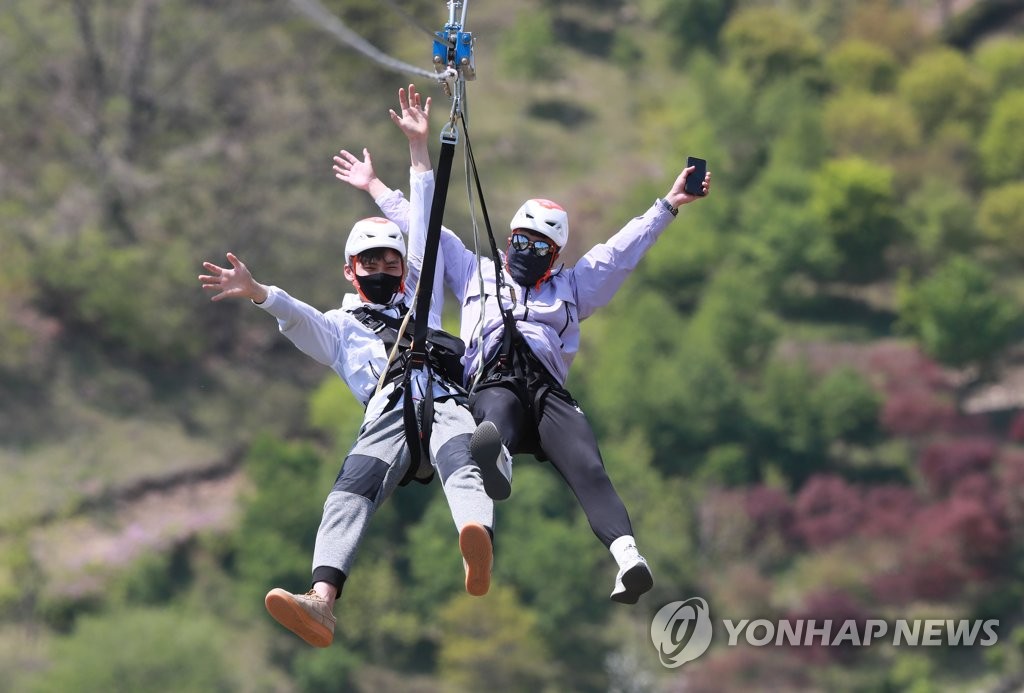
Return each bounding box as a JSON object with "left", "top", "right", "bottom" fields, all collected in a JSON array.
[{"left": 658, "top": 197, "right": 678, "bottom": 217}]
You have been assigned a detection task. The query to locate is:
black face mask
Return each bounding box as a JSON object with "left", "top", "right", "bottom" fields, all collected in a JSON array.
[
  {"left": 506, "top": 247, "right": 553, "bottom": 287},
  {"left": 356, "top": 272, "right": 402, "bottom": 305}
]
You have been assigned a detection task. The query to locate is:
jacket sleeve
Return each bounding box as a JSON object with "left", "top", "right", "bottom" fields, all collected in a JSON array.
[
  {"left": 377, "top": 185, "right": 477, "bottom": 304},
  {"left": 408, "top": 168, "right": 444, "bottom": 330},
  {"left": 570, "top": 201, "right": 675, "bottom": 321},
  {"left": 255, "top": 285, "right": 344, "bottom": 367}
]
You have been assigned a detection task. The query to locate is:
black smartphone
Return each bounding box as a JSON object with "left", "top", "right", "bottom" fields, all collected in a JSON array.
[{"left": 684, "top": 156, "right": 707, "bottom": 196}]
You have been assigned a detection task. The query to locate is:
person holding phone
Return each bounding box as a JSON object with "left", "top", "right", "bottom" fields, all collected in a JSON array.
[{"left": 335, "top": 84, "right": 712, "bottom": 604}]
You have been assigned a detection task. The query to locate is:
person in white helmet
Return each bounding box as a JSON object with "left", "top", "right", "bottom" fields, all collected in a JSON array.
[
  {"left": 335, "top": 84, "right": 711, "bottom": 604},
  {"left": 198, "top": 152, "right": 503, "bottom": 647}
]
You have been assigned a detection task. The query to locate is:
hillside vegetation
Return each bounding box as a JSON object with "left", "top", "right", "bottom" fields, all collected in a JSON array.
[{"left": 3, "top": 0, "right": 1024, "bottom": 690}]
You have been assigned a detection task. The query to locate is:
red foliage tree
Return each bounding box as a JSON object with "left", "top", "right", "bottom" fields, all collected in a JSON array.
[
  {"left": 858, "top": 484, "right": 920, "bottom": 538},
  {"left": 918, "top": 437, "right": 998, "bottom": 495},
  {"left": 792, "top": 475, "right": 864, "bottom": 549}
]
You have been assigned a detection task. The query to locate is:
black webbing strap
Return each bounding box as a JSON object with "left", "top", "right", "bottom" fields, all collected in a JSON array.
[
  {"left": 461, "top": 118, "right": 518, "bottom": 369},
  {"left": 400, "top": 128, "right": 458, "bottom": 486}
]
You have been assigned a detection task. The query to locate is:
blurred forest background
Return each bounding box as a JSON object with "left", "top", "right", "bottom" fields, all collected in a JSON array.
[{"left": 3, "top": 0, "right": 1024, "bottom": 690}]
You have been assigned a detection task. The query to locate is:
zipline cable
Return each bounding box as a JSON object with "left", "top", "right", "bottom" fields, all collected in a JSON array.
[{"left": 288, "top": 0, "right": 440, "bottom": 81}]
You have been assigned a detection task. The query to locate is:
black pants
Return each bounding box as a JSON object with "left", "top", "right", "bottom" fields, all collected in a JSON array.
[{"left": 470, "top": 381, "right": 633, "bottom": 548}]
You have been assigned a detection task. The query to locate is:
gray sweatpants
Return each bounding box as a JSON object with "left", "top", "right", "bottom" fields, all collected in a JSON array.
[{"left": 311, "top": 394, "right": 493, "bottom": 588}]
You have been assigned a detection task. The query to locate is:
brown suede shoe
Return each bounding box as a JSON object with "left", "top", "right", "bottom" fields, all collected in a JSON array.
[{"left": 264, "top": 588, "right": 336, "bottom": 647}]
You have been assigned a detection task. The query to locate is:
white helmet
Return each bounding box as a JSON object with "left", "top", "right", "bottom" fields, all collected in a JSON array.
[
  {"left": 345, "top": 217, "right": 405, "bottom": 266},
  {"left": 510, "top": 198, "right": 569, "bottom": 248}
]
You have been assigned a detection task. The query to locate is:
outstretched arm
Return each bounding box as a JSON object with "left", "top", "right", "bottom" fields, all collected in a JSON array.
[
  {"left": 389, "top": 84, "right": 432, "bottom": 174},
  {"left": 333, "top": 148, "right": 393, "bottom": 200},
  {"left": 199, "top": 252, "right": 269, "bottom": 304},
  {"left": 572, "top": 163, "right": 713, "bottom": 319}
]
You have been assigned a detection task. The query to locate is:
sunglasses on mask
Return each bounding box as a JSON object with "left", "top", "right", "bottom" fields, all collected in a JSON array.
[{"left": 510, "top": 233, "right": 555, "bottom": 257}]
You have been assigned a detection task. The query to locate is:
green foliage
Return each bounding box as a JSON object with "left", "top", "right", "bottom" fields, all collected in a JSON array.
[
  {"left": 497, "top": 10, "right": 562, "bottom": 81},
  {"left": 293, "top": 646, "right": 361, "bottom": 693},
  {"left": 333, "top": 556, "right": 427, "bottom": 667},
  {"left": 979, "top": 90, "right": 1024, "bottom": 184},
  {"left": 232, "top": 435, "right": 327, "bottom": 609},
  {"left": 812, "top": 367, "right": 881, "bottom": 444},
  {"left": 28, "top": 607, "right": 239, "bottom": 692},
  {"left": 737, "top": 164, "right": 839, "bottom": 294},
  {"left": 688, "top": 265, "right": 779, "bottom": 370},
  {"left": 657, "top": 0, "right": 737, "bottom": 56},
  {"left": 308, "top": 375, "right": 366, "bottom": 449},
  {"left": 897, "top": 256, "right": 1022, "bottom": 369},
  {"left": 977, "top": 182, "right": 1024, "bottom": 258},
  {"left": 822, "top": 92, "right": 922, "bottom": 158},
  {"left": 743, "top": 362, "right": 879, "bottom": 486},
  {"left": 700, "top": 443, "right": 756, "bottom": 486},
  {"left": 973, "top": 36, "right": 1024, "bottom": 95},
  {"left": 0, "top": 540, "right": 31, "bottom": 616},
  {"left": 898, "top": 47, "right": 991, "bottom": 135},
  {"left": 575, "top": 290, "right": 744, "bottom": 473},
  {"left": 721, "top": 7, "right": 824, "bottom": 87},
  {"left": 37, "top": 230, "right": 205, "bottom": 364},
  {"left": 904, "top": 177, "right": 978, "bottom": 264},
  {"left": 825, "top": 39, "right": 898, "bottom": 93},
  {"left": 485, "top": 467, "right": 606, "bottom": 640},
  {"left": 809, "top": 157, "right": 903, "bottom": 283},
  {"left": 437, "top": 586, "right": 555, "bottom": 692}
]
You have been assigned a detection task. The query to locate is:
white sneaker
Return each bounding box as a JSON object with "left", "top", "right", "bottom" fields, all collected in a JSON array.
[
  {"left": 264, "top": 588, "right": 336, "bottom": 647},
  {"left": 470, "top": 421, "right": 512, "bottom": 500},
  {"left": 610, "top": 555, "right": 654, "bottom": 604}
]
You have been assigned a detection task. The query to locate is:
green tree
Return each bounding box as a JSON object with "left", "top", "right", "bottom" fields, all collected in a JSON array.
[
  {"left": 497, "top": 10, "right": 562, "bottom": 80},
  {"left": 437, "top": 586, "right": 556, "bottom": 692},
  {"left": 657, "top": 0, "right": 737, "bottom": 56},
  {"left": 977, "top": 182, "right": 1024, "bottom": 258},
  {"left": 825, "top": 39, "right": 898, "bottom": 93},
  {"left": 898, "top": 47, "right": 991, "bottom": 135},
  {"left": 822, "top": 92, "right": 922, "bottom": 159},
  {"left": 688, "top": 265, "right": 779, "bottom": 371},
  {"left": 973, "top": 36, "right": 1024, "bottom": 95},
  {"left": 721, "top": 7, "right": 824, "bottom": 87},
  {"left": 232, "top": 435, "right": 327, "bottom": 610},
  {"left": 904, "top": 177, "right": 977, "bottom": 265},
  {"left": 736, "top": 164, "right": 839, "bottom": 297},
  {"left": 29, "top": 607, "right": 239, "bottom": 692},
  {"left": 744, "top": 360, "right": 829, "bottom": 487},
  {"left": 897, "top": 256, "right": 1022, "bottom": 371},
  {"left": 812, "top": 367, "right": 881, "bottom": 444},
  {"left": 979, "top": 90, "right": 1024, "bottom": 185},
  {"left": 809, "top": 157, "right": 903, "bottom": 284}
]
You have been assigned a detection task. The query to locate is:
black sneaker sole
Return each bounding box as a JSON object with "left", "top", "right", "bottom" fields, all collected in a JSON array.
[
  {"left": 470, "top": 421, "right": 511, "bottom": 501},
  {"left": 610, "top": 563, "right": 654, "bottom": 605}
]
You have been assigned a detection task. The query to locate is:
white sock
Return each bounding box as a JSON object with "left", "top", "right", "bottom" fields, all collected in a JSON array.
[{"left": 609, "top": 535, "right": 641, "bottom": 569}]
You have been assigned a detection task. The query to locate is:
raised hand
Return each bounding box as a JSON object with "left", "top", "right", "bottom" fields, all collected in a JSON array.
[
  {"left": 389, "top": 83, "right": 431, "bottom": 143},
  {"left": 665, "top": 166, "right": 712, "bottom": 210},
  {"left": 333, "top": 148, "right": 377, "bottom": 192},
  {"left": 198, "top": 252, "right": 268, "bottom": 303}
]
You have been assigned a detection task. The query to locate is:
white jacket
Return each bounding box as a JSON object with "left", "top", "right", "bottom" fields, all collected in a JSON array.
[
  {"left": 378, "top": 170, "right": 677, "bottom": 385},
  {"left": 257, "top": 167, "right": 453, "bottom": 418}
]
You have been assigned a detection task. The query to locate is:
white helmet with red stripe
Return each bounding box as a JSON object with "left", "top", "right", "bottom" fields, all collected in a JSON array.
[
  {"left": 510, "top": 198, "right": 569, "bottom": 248},
  {"left": 345, "top": 217, "right": 405, "bottom": 266}
]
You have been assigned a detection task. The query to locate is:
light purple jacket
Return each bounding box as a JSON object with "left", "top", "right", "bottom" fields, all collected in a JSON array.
[
  {"left": 379, "top": 170, "right": 677, "bottom": 386},
  {"left": 255, "top": 167, "right": 451, "bottom": 418}
]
